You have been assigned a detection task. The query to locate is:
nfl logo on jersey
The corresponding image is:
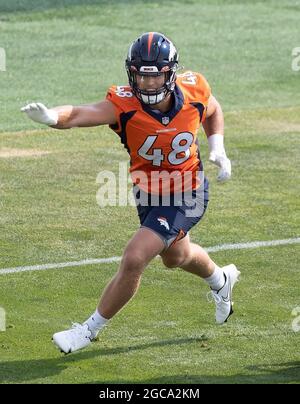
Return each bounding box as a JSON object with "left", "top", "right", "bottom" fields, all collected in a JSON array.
[{"left": 162, "top": 116, "right": 169, "bottom": 125}]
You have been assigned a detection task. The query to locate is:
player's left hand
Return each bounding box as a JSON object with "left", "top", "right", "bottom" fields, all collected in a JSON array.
[{"left": 209, "top": 151, "right": 231, "bottom": 182}]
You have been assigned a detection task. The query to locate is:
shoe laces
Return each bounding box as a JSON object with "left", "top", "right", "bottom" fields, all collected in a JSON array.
[
  {"left": 71, "top": 322, "right": 91, "bottom": 339},
  {"left": 207, "top": 290, "right": 222, "bottom": 305}
]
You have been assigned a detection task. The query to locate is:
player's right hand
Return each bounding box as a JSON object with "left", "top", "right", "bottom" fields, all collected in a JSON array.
[{"left": 21, "top": 102, "right": 58, "bottom": 126}]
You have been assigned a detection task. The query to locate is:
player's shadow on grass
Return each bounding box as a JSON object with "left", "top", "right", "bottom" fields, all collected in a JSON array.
[
  {"left": 91, "top": 362, "right": 300, "bottom": 384},
  {"left": 0, "top": 336, "right": 207, "bottom": 383}
]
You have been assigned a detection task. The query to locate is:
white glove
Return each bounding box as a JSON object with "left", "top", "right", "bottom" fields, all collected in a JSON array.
[
  {"left": 208, "top": 134, "right": 231, "bottom": 182},
  {"left": 21, "top": 102, "right": 58, "bottom": 126}
]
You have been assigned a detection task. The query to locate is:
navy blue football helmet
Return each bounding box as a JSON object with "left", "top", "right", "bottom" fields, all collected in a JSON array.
[{"left": 125, "top": 32, "right": 179, "bottom": 105}]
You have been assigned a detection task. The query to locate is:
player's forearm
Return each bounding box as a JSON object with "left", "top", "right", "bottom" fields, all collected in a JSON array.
[
  {"left": 203, "top": 99, "right": 231, "bottom": 182},
  {"left": 205, "top": 103, "right": 226, "bottom": 159},
  {"left": 202, "top": 101, "right": 224, "bottom": 138},
  {"left": 22, "top": 100, "right": 116, "bottom": 129},
  {"left": 51, "top": 105, "right": 77, "bottom": 129}
]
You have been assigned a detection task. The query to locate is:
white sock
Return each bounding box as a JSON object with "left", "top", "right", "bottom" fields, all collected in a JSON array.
[
  {"left": 204, "top": 265, "right": 225, "bottom": 291},
  {"left": 84, "top": 310, "right": 109, "bottom": 339}
]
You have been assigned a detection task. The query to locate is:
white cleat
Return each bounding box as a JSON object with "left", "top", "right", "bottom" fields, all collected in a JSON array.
[
  {"left": 52, "top": 323, "right": 92, "bottom": 354},
  {"left": 208, "top": 264, "right": 241, "bottom": 324}
]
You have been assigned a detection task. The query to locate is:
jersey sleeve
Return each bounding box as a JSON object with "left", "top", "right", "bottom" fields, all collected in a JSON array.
[
  {"left": 106, "top": 85, "right": 125, "bottom": 134},
  {"left": 177, "top": 71, "right": 211, "bottom": 104},
  {"left": 106, "top": 85, "right": 139, "bottom": 133},
  {"left": 177, "top": 71, "right": 212, "bottom": 122}
]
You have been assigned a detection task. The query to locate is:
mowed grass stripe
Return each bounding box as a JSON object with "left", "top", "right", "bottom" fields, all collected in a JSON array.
[{"left": 1, "top": 237, "right": 299, "bottom": 275}]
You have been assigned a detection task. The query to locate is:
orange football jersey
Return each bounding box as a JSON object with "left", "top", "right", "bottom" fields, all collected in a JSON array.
[{"left": 106, "top": 71, "right": 211, "bottom": 194}]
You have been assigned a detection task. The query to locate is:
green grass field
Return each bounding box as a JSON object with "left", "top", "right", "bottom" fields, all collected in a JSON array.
[{"left": 0, "top": 0, "right": 299, "bottom": 384}]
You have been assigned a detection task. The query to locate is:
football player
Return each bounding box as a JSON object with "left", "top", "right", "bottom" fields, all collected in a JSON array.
[{"left": 22, "top": 32, "right": 240, "bottom": 354}]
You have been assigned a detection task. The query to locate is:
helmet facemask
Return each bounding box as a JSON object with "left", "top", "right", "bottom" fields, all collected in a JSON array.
[{"left": 126, "top": 65, "right": 177, "bottom": 105}]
